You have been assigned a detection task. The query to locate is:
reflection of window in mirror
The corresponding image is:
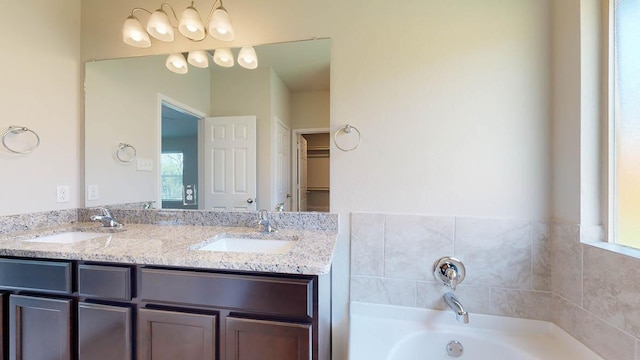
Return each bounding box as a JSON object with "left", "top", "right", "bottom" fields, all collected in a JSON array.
[{"left": 161, "top": 152, "right": 184, "bottom": 202}]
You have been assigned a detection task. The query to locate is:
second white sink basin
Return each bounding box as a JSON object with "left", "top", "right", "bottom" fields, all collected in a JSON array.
[
  {"left": 22, "top": 232, "right": 107, "bottom": 244},
  {"left": 197, "top": 238, "right": 294, "bottom": 254}
]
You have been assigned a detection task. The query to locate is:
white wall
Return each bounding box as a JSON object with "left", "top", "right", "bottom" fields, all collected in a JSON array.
[
  {"left": 0, "top": 0, "right": 81, "bottom": 216},
  {"left": 85, "top": 56, "right": 210, "bottom": 207},
  {"left": 291, "top": 91, "right": 330, "bottom": 130},
  {"left": 49, "top": 0, "right": 554, "bottom": 357}
]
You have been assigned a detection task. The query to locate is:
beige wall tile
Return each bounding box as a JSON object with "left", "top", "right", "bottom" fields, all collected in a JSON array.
[
  {"left": 350, "top": 276, "right": 416, "bottom": 307},
  {"left": 551, "top": 222, "right": 583, "bottom": 305},
  {"left": 351, "top": 213, "right": 385, "bottom": 276},
  {"left": 532, "top": 221, "right": 551, "bottom": 291},
  {"left": 553, "top": 294, "right": 635, "bottom": 360},
  {"left": 384, "top": 215, "right": 454, "bottom": 280},
  {"left": 455, "top": 217, "right": 532, "bottom": 289},
  {"left": 583, "top": 246, "right": 640, "bottom": 338},
  {"left": 490, "top": 288, "right": 551, "bottom": 321}
]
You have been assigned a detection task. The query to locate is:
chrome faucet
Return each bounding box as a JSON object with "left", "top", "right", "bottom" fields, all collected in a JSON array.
[
  {"left": 90, "top": 207, "right": 122, "bottom": 228},
  {"left": 434, "top": 257, "right": 466, "bottom": 290},
  {"left": 257, "top": 209, "right": 277, "bottom": 233},
  {"left": 443, "top": 292, "right": 469, "bottom": 324}
]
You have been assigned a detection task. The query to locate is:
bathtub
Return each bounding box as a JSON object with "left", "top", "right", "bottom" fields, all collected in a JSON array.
[{"left": 349, "top": 302, "right": 603, "bottom": 360}]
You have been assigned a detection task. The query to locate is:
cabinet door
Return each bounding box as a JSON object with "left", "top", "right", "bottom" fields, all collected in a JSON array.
[
  {"left": 137, "top": 308, "right": 216, "bottom": 360},
  {"left": 0, "top": 293, "right": 5, "bottom": 360},
  {"left": 9, "top": 294, "right": 72, "bottom": 360},
  {"left": 226, "top": 317, "right": 311, "bottom": 360},
  {"left": 78, "top": 302, "right": 132, "bottom": 360}
]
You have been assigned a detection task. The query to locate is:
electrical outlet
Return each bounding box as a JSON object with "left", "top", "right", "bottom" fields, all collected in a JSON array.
[
  {"left": 87, "top": 185, "right": 99, "bottom": 201},
  {"left": 56, "top": 185, "right": 70, "bottom": 203}
]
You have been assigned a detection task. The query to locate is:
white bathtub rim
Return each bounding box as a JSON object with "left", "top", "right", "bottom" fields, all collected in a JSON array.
[{"left": 349, "top": 301, "right": 604, "bottom": 360}]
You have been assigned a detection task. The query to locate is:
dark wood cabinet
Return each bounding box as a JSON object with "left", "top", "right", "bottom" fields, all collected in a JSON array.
[
  {"left": 78, "top": 302, "right": 132, "bottom": 360},
  {"left": 9, "top": 294, "right": 72, "bottom": 360},
  {"left": 138, "top": 308, "right": 217, "bottom": 360},
  {"left": 0, "top": 257, "right": 330, "bottom": 360},
  {"left": 226, "top": 317, "right": 311, "bottom": 360},
  {"left": 0, "top": 293, "right": 5, "bottom": 360}
]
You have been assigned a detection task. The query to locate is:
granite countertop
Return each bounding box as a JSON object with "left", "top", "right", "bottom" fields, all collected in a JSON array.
[{"left": 0, "top": 223, "right": 337, "bottom": 275}]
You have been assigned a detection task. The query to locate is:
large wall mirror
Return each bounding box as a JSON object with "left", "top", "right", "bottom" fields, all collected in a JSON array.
[{"left": 84, "top": 39, "right": 330, "bottom": 212}]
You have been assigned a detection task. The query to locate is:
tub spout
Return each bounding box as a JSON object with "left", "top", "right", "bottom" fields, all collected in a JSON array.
[{"left": 444, "top": 292, "right": 469, "bottom": 324}]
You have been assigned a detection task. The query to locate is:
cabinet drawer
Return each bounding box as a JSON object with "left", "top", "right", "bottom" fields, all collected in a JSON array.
[
  {"left": 140, "top": 268, "right": 313, "bottom": 319},
  {"left": 0, "top": 258, "right": 71, "bottom": 294},
  {"left": 78, "top": 264, "right": 132, "bottom": 301}
]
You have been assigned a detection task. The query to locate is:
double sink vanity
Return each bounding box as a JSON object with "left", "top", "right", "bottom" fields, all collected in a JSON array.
[{"left": 0, "top": 208, "right": 337, "bottom": 360}]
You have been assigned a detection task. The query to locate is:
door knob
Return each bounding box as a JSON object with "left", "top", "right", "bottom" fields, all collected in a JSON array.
[
  {"left": 246, "top": 198, "right": 254, "bottom": 204},
  {"left": 286, "top": 193, "right": 291, "bottom": 198}
]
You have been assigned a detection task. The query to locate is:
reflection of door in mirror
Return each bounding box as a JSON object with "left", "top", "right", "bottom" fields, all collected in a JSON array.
[
  {"left": 203, "top": 116, "right": 257, "bottom": 211},
  {"left": 297, "top": 134, "right": 308, "bottom": 212},
  {"left": 274, "top": 118, "right": 291, "bottom": 211},
  {"left": 161, "top": 102, "right": 201, "bottom": 210}
]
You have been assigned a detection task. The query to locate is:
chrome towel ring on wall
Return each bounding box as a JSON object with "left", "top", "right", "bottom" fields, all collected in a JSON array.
[
  {"left": 334, "top": 124, "right": 361, "bottom": 152},
  {"left": 2, "top": 126, "right": 40, "bottom": 154},
  {"left": 116, "top": 143, "right": 137, "bottom": 162}
]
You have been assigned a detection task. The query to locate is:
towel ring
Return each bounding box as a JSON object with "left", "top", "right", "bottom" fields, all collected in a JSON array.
[
  {"left": 116, "top": 143, "right": 137, "bottom": 162},
  {"left": 2, "top": 126, "right": 40, "bottom": 154},
  {"left": 334, "top": 124, "right": 361, "bottom": 152}
]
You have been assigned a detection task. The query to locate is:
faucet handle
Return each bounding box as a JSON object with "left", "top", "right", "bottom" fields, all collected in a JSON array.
[{"left": 434, "top": 257, "right": 466, "bottom": 290}]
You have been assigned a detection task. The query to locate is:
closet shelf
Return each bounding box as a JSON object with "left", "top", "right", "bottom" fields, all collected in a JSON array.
[{"left": 307, "top": 186, "right": 330, "bottom": 191}]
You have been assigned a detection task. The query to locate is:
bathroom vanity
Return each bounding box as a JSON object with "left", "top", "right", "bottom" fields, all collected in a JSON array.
[{"left": 0, "top": 216, "right": 336, "bottom": 360}]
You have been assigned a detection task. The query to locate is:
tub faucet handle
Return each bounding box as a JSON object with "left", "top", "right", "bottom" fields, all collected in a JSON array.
[{"left": 434, "top": 257, "right": 466, "bottom": 290}]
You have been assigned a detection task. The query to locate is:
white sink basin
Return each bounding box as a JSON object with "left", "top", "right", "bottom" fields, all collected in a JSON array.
[
  {"left": 197, "top": 238, "right": 294, "bottom": 254},
  {"left": 22, "top": 232, "right": 107, "bottom": 244}
]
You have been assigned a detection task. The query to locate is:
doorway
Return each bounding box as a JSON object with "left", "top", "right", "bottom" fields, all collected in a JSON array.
[
  {"left": 158, "top": 97, "right": 207, "bottom": 209},
  {"left": 292, "top": 129, "right": 330, "bottom": 212}
]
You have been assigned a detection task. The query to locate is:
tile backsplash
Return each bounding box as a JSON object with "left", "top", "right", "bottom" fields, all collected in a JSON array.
[{"left": 350, "top": 212, "right": 640, "bottom": 360}]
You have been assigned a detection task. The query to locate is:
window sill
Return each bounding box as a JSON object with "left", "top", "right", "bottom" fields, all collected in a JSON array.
[{"left": 581, "top": 239, "right": 640, "bottom": 261}]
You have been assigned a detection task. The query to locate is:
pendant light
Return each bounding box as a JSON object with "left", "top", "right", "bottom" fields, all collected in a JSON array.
[
  {"left": 122, "top": 15, "right": 151, "bottom": 48},
  {"left": 146, "top": 8, "right": 174, "bottom": 42},
  {"left": 237, "top": 46, "right": 258, "bottom": 69},
  {"left": 187, "top": 51, "right": 209, "bottom": 68},
  {"left": 178, "top": 4, "right": 205, "bottom": 41},
  {"left": 166, "top": 53, "right": 188, "bottom": 74},
  {"left": 213, "top": 48, "right": 234, "bottom": 67},
  {"left": 208, "top": 3, "right": 234, "bottom": 41}
]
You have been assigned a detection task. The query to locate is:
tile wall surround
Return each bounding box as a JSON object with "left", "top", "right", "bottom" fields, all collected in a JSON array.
[{"left": 350, "top": 212, "right": 640, "bottom": 360}]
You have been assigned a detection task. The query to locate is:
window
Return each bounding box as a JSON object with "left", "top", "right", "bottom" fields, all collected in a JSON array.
[
  {"left": 611, "top": 0, "right": 640, "bottom": 249},
  {"left": 161, "top": 152, "right": 184, "bottom": 201}
]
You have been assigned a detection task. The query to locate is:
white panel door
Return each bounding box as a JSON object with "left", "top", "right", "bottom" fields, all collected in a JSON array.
[
  {"left": 297, "top": 135, "right": 308, "bottom": 212},
  {"left": 204, "top": 116, "right": 257, "bottom": 210},
  {"left": 274, "top": 119, "right": 291, "bottom": 211}
]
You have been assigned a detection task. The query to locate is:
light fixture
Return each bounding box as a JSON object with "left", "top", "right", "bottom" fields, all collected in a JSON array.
[
  {"left": 213, "top": 48, "right": 234, "bottom": 67},
  {"left": 146, "top": 7, "right": 174, "bottom": 42},
  {"left": 122, "top": 15, "right": 151, "bottom": 48},
  {"left": 208, "top": 4, "right": 234, "bottom": 41},
  {"left": 122, "top": 0, "right": 236, "bottom": 48},
  {"left": 166, "top": 53, "right": 188, "bottom": 74},
  {"left": 237, "top": 46, "right": 258, "bottom": 69},
  {"left": 187, "top": 50, "right": 209, "bottom": 68}
]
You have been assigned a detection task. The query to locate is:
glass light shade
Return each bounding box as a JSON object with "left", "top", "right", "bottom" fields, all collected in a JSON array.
[
  {"left": 208, "top": 7, "right": 234, "bottom": 41},
  {"left": 237, "top": 46, "right": 258, "bottom": 69},
  {"left": 146, "top": 9, "right": 174, "bottom": 42},
  {"left": 178, "top": 6, "right": 205, "bottom": 41},
  {"left": 166, "top": 53, "right": 188, "bottom": 74},
  {"left": 213, "top": 48, "right": 234, "bottom": 67},
  {"left": 188, "top": 51, "right": 209, "bottom": 68},
  {"left": 122, "top": 16, "right": 151, "bottom": 48}
]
